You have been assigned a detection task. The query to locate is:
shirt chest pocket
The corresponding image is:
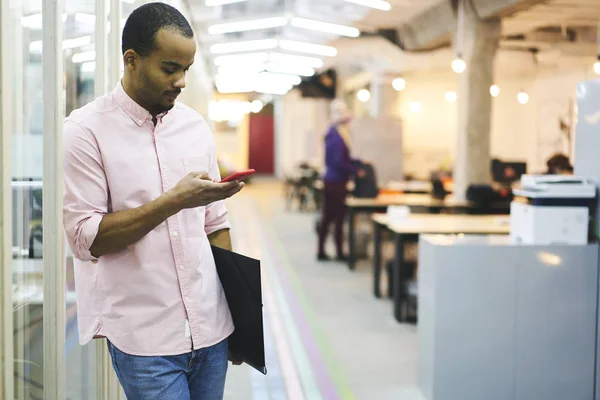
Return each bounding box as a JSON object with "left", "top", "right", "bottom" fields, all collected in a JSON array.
[{"left": 180, "top": 156, "right": 210, "bottom": 238}]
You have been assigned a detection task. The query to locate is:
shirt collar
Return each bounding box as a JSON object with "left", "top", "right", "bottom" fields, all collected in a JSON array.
[{"left": 113, "top": 82, "right": 168, "bottom": 127}]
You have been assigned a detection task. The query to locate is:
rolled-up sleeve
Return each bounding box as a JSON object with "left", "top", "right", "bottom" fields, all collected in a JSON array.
[
  {"left": 204, "top": 132, "right": 231, "bottom": 236},
  {"left": 63, "top": 120, "right": 109, "bottom": 261}
]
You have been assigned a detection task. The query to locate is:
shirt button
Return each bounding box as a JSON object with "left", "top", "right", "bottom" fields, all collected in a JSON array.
[
  {"left": 138, "top": 119, "right": 143, "bottom": 124},
  {"left": 172, "top": 231, "right": 178, "bottom": 238},
  {"left": 179, "top": 264, "right": 184, "bottom": 270}
]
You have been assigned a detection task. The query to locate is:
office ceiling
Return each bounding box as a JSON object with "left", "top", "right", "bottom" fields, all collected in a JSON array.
[{"left": 503, "top": 0, "right": 600, "bottom": 36}]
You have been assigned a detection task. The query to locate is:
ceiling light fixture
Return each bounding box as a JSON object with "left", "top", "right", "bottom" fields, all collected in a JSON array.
[
  {"left": 344, "top": 0, "right": 391, "bottom": 11},
  {"left": 445, "top": 91, "right": 457, "bottom": 103},
  {"left": 410, "top": 101, "right": 422, "bottom": 113},
  {"left": 357, "top": 89, "right": 370, "bottom": 102},
  {"left": 490, "top": 85, "right": 500, "bottom": 97},
  {"left": 75, "top": 13, "right": 96, "bottom": 25},
  {"left": 205, "top": 0, "right": 249, "bottom": 6},
  {"left": 208, "top": 17, "right": 288, "bottom": 34},
  {"left": 290, "top": 17, "right": 360, "bottom": 37},
  {"left": 63, "top": 36, "right": 92, "bottom": 50},
  {"left": 210, "top": 39, "right": 278, "bottom": 54},
  {"left": 279, "top": 39, "right": 337, "bottom": 57},
  {"left": 72, "top": 51, "right": 96, "bottom": 63},
  {"left": 22, "top": 13, "right": 67, "bottom": 30},
  {"left": 251, "top": 100, "right": 264, "bottom": 113},
  {"left": 269, "top": 52, "right": 323, "bottom": 68},
  {"left": 517, "top": 91, "right": 529, "bottom": 105},
  {"left": 392, "top": 77, "right": 406, "bottom": 91},
  {"left": 214, "top": 52, "right": 270, "bottom": 66},
  {"left": 265, "top": 62, "right": 315, "bottom": 77}
]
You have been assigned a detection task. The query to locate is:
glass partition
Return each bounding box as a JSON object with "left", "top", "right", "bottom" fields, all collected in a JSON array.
[{"left": 11, "top": 0, "right": 45, "bottom": 398}]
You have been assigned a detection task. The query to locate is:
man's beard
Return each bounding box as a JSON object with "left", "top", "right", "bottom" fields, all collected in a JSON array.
[{"left": 151, "top": 101, "right": 175, "bottom": 115}]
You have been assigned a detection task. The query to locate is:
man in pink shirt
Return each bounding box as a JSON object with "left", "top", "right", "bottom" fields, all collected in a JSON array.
[{"left": 63, "top": 3, "right": 244, "bottom": 399}]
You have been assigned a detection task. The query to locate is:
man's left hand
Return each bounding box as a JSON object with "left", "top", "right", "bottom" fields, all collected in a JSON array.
[{"left": 228, "top": 351, "right": 243, "bottom": 366}]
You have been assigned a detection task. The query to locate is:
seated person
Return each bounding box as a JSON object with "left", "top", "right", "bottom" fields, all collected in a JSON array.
[{"left": 546, "top": 153, "right": 573, "bottom": 175}]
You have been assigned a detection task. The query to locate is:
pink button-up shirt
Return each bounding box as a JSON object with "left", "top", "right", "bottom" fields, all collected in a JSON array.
[{"left": 63, "top": 83, "right": 234, "bottom": 356}]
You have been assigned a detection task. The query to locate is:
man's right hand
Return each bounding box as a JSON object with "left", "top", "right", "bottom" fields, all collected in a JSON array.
[{"left": 168, "top": 172, "right": 244, "bottom": 211}]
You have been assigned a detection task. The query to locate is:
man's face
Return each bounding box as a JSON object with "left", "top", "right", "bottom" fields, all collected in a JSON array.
[{"left": 130, "top": 29, "right": 196, "bottom": 114}]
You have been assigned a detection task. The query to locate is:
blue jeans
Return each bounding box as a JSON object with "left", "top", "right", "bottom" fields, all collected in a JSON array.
[{"left": 107, "top": 339, "right": 229, "bottom": 400}]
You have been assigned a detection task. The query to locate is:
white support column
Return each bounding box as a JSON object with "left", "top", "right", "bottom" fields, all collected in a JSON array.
[
  {"left": 0, "top": 0, "right": 14, "bottom": 398},
  {"left": 42, "top": 0, "right": 66, "bottom": 398},
  {"left": 453, "top": 3, "right": 501, "bottom": 200},
  {"left": 369, "top": 74, "right": 400, "bottom": 118},
  {"left": 109, "top": 0, "right": 122, "bottom": 87}
]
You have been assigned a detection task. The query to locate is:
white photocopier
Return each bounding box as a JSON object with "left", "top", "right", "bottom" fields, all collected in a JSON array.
[{"left": 510, "top": 174, "right": 597, "bottom": 245}]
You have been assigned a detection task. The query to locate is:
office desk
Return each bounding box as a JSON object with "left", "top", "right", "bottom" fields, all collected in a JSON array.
[
  {"left": 346, "top": 194, "right": 510, "bottom": 270},
  {"left": 371, "top": 213, "right": 510, "bottom": 322}
]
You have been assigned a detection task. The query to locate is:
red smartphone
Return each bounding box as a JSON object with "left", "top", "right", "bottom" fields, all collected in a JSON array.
[{"left": 220, "top": 169, "right": 256, "bottom": 183}]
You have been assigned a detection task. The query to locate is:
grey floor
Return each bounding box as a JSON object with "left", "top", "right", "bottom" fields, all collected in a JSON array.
[{"left": 223, "top": 179, "right": 423, "bottom": 400}]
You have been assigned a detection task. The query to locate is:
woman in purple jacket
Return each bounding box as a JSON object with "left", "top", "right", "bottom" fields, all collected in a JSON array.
[{"left": 317, "top": 100, "right": 363, "bottom": 261}]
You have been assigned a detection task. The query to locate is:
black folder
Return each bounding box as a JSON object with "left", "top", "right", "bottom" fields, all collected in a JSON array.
[{"left": 211, "top": 246, "right": 267, "bottom": 375}]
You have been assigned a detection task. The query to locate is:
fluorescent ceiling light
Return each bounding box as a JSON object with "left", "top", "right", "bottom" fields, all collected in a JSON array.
[
  {"left": 215, "top": 72, "right": 295, "bottom": 95},
  {"left": 251, "top": 100, "right": 264, "bottom": 113},
  {"left": 22, "top": 13, "right": 67, "bottom": 29},
  {"left": 206, "top": 0, "right": 249, "bottom": 6},
  {"left": 208, "top": 17, "right": 287, "bottom": 34},
  {"left": 215, "top": 72, "right": 297, "bottom": 90},
  {"left": 29, "top": 36, "right": 91, "bottom": 54},
  {"left": 215, "top": 73, "right": 257, "bottom": 88},
  {"left": 22, "top": 14, "right": 43, "bottom": 29},
  {"left": 279, "top": 40, "right": 337, "bottom": 57},
  {"left": 265, "top": 62, "right": 314, "bottom": 77},
  {"left": 75, "top": 13, "right": 95, "bottom": 24},
  {"left": 344, "top": 0, "right": 391, "bottom": 11},
  {"left": 72, "top": 51, "right": 96, "bottom": 63},
  {"left": 81, "top": 62, "right": 96, "bottom": 73},
  {"left": 216, "top": 61, "right": 314, "bottom": 77},
  {"left": 214, "top": 52, "right": 269, "bottom": 66},
  {"left": 210, "top": 39, "right": 278, "bottom": 54},
  {"left": 214, "top": 52, "right": 323, "bottom": 70},
  {"left": 216, "top": 85, "right": 254, "bottom": 94},
  {"left": 269, "top": 52, "right": 323, "bottom": 68},
  {"left": 63, "top": 36, "right": 92, "bottom": 49},
  {"left": 290, "top": 17, "right": 359, "bottom": 38},
  {"left": 218, "top": 63, "right": 265, "bottom": 75},
  {"left": 29, "top": 41, "right": 42, "bottom": 54},
  {"left": 259, "top": 71, "right": 301, "bottom": 86},
  {"left": 253, "top": 84, "right": 290, "bottom": 95}
]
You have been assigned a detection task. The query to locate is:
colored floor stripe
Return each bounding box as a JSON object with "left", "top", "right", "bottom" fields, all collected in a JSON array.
[
  {"left": 260, "top": 234, "right": 323, "bottom": 400},
  {"left": 253, "top": 195, "right": 355, "bottom": 400},
  {"left": 230, "top": 193, "right": 354, "bottom": 399},
  {"left": 231, "top": 206, "right": 304, "bottom": 400},
  {"left": 233, "top": 227, "right": 285, "bottom": 400}
]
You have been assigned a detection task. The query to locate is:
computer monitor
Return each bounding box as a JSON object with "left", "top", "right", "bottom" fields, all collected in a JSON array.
[{"left": 492, "top": 160, "right": 527, "bottom": 183}]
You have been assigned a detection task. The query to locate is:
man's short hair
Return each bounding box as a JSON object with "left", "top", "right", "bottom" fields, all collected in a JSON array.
[{"left": 122, "top": 2, "right": 194, "bottom": 56}]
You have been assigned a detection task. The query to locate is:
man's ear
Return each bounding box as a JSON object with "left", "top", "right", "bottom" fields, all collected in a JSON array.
[{"left": 123, "top": 49, "right": 138, "bottom": 71}]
